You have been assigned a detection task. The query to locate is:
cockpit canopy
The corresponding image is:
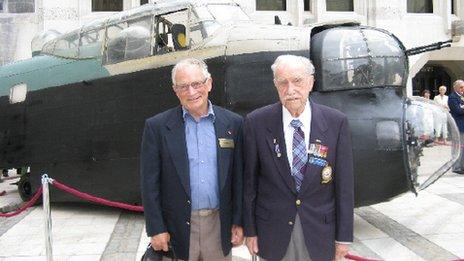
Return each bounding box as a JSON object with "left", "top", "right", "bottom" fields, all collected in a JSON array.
[
  {"left": 311, "top": 26, "right": 408, "bottom": 91},
  {"left": 37, "top": 0, "right": 250, "bottom": 63}
]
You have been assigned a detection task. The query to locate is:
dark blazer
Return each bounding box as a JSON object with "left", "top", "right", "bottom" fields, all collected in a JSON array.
[
  {"left": 243, "top": 101, "right": 354, "bottom": 261},
  {"left": 448, "top": 91, "right": 464, "bottom": 132},
  {"left": 140, "top": 105, "right": 243, "bottom": 260}
]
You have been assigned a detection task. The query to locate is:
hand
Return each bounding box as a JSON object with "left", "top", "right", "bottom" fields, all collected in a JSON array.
[
  {"left": 334, "top": 243, "right": 349, "bottom": 260},
  {"left": 246, "top": 236, "right": 259, "bottom": 255},
  {"left": 150, "top": 232, "right": 170, "bottom": 252},
  {"left": 231, "top": 225, "right": 244, "bottom": 246}
]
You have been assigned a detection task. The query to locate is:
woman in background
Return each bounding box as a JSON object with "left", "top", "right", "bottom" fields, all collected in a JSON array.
[{"left": 433, "top": 85, "right": 449, "bottom": 143}]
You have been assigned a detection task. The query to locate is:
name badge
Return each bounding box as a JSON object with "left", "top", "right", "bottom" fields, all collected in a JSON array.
[{"left": 219, "top": 138, "right": 234, "bottom": 148}]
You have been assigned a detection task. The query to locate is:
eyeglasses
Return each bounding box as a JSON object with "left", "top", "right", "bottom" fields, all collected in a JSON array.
[{"left": 173, "top": 78, "right": 208, "bottom": 92}]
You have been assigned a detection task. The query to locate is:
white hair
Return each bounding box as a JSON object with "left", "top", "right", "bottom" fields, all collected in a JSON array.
[
  {"left": 453, "top": 80, "right": 464, "bottom": 91},
  {"left": 271, "top": 55, "right": 315, "bottom": 78},
  {"left": 171, "top": 58, "right": 211, "bottom": 85}
]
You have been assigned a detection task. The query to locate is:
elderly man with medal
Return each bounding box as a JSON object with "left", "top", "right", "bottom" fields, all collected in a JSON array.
[{"left": 243, "top": 55, "right": 354, "bottom": 261}]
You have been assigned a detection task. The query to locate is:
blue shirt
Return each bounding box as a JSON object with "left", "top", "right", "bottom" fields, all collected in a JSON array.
[{"left": 183, "top": 102, "right": 219, "bottom": 210}]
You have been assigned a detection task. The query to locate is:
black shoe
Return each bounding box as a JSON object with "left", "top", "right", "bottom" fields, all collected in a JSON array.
[{"left": 452, "top": 170, "right": 464, "bottom": 175}]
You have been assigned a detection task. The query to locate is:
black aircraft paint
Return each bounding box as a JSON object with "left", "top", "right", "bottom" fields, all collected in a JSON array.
[{"left": 0, "top": 9, "right": 458, "bottom": 207}]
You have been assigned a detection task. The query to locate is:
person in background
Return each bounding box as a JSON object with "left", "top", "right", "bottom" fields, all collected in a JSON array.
[
  {"left": 422, "top": 89, "right": 431, "bottom": 99},
  {"left": 433, "top": 85, "right": 449, "bottom": 144},
  {"left": 448, "top": 80, "right": 464, "bottom": 175}
]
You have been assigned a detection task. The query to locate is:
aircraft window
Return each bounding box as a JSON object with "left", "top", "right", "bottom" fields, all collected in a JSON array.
[
  {"left": 362, "top": 30, "right": 403, "bottom": 57},
  {"left": 154, "top": 10, "right": 189, "bottom": 55},
  {"left": 191, "top": 5, "right": 250, "bottom": 39},
  {"left": 9, "top": 83, "right": 27, "bottom": 104},
  {"left": 376, "top": 120, "right": 400, "bottom": 149},
  {"left": 207, "top": 5, "right": 250, "bottom": 24},
  {"left": 404, "top": 98, "right": 459, "bottom": 190},
  {"left": 53, "top": 32, "right": 80, "bottom": 58},
  {"left": 311, "top": 27, "right": 406, "bottom": 91},
  {"left": 78, "top": 28, "right": 105, "bottom": 58},
  {"left": 104, "top": 16, "right": 152, "bottom": 64},
  {"left": 321, "top": 29, "right": 367, "bottom": 59}
]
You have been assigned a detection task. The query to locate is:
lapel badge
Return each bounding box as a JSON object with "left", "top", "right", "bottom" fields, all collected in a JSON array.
[
  {"left": 315, "top": 139, "right": 322, "bottom": 143},
  {"left": 321, "top": 165, "right": 333, "bottom": 184},
  {"left": 227, "top": 130, "right": 232, "bottom": 135},
  {"left": 275, "top": 144, "right": 281, "bottom": 158},
  {"left": 273, "top": 138, "right": 281, "bottom": 157}
]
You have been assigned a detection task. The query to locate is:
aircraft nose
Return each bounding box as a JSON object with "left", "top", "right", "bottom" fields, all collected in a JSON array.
[{"left": 403, "top": 97, "right": 460, "bottom": 192}]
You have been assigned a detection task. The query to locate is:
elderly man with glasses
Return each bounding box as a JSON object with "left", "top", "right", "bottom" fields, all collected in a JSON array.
[{"left": 140, "top": 58, "right": 244, "bottom": 260}]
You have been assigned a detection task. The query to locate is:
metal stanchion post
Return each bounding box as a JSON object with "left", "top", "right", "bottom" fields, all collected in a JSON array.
[
  {"left": 251, "top": 255, "right": 259, "bottom": 261},
  {"left": 42, "top": 174, "right": 53, "bottom": 261}
]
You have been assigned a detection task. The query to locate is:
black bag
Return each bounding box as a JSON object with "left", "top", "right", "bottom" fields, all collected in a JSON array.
[{"left": 141, "top": 243, "right": 177, "bottom": 261}]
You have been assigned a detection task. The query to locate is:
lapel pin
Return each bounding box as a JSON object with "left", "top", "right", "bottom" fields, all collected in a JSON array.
[
  {"left": 316, "top": 139, "right": 322, "bottom": 143},
  {"left": 275, "top": 143, "right": 281, "bottom": 158},
  {"left": 227, "top": 130, "right": 232, "bottom": 135}
]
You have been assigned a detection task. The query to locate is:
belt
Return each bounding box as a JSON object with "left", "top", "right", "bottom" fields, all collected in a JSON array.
[{"left": 192, "top": 208, "right": 218, "bottom": 217}]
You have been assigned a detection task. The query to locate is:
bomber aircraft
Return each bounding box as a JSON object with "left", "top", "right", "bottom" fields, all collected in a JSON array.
[{"left": 0, "top": 0, "right": 459, "bottom": 207}]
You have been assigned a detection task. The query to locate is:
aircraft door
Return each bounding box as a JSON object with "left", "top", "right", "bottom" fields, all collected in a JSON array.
[{"left": 403, "top": 97, "right": 460, "bottom": 192}]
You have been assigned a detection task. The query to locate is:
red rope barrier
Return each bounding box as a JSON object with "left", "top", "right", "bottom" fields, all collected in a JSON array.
[
  {"left": 345, "top": 253, "right": 382, "bottom": 261},
  {"left": 51, "top": 179, "right": 143, "bottom": 212},
  {"left": 0, "top": 187, "right": 43, "bottom": 218}
]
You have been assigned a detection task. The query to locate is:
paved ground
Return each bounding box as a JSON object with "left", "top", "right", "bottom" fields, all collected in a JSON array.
[{"left": 1, "top": 157, "right": 463, "bottom": 260}]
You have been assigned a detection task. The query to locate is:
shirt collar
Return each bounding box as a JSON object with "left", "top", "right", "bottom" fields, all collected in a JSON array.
[
  {"left": 282, "top": 99, "right": 311, "bottom": 130},
  {"left": 182, "top": 100, "right": 215, "bottom": 122}
]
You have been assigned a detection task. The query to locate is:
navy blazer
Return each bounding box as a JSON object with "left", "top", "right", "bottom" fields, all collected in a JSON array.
[
  {"left": 243, "top": 101, "right": 354, "bottom": 261},
  {"left": 448, "top": 91, "right": 464, "bottom": 132},
  {"left": 140, "top": 105, "right": 243, "bottom": 260}
]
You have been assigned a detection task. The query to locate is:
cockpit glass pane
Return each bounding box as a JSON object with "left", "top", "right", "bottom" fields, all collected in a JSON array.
[
  {"left": 404, "top": 97, "right": 460, "bottom": 190},
  {"left": 79, "top": 28, "right": 105, "bottom": 58},
  {"left": 312, "top": 27, "right": 407, "bottom": 91},
  {"left": 104, "top": 15, "right": 152, "bottom": 64},
  {"left": 207, "top": 5, "right": 250, "bottom": 24},
  {"left": 321, "top": 29, "right": 367, "bottom": 60},
  {"left": 363, "top": 30, "right": 403, "bottom": 56},
  {"left": 53, "top": 32, "right": 79, "bottom": 58},
  {"left": 191, "top": 4, "right": 249, "bottom": 39}
]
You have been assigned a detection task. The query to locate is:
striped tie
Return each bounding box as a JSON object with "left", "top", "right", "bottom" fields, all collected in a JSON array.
[{"left": 291, "top": 119, "right": 307, "bottom": 192}]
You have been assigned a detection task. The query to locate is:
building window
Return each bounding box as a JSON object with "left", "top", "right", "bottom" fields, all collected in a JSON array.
[
  {"left": 3, "top": 0, "right": 34, "bottom": 13},
  {"left": 92, "top": 0, "right": 123, "bottom": 12},
  {"left": 140, "top": 0, "right": 148, "bottom": 5},
  {"left": 256, "top": 0, "right": 286, "bottom": 11},
  {"left": 451, "top": 0, "right": 456, "bottom": 15},
  {"left": 407, "top": 0, "right": 433, "bottom": 13},
  {"left": 304, "top": 0, "right": 310, "bottom": 11},
  {"left": 326, "top": 0, "right": 354, "bottom": 12}
]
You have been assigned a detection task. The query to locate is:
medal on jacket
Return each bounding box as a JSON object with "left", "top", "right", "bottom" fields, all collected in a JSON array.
[{"left": 321, "top": 165, "right": 333, "bottom": 184}]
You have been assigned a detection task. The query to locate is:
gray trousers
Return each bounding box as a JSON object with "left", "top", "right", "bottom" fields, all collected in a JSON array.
[
  {"left": 260, "top": 215, "right": 312, "bottom": 261},
  {"left": 163, "top": 209, "right": 231, "bottom": 261}
]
